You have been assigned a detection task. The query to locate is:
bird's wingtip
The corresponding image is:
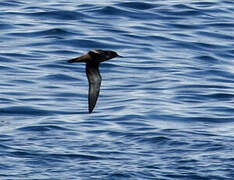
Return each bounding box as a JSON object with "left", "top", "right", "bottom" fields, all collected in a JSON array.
[{"left": 89, "top": 108, "right": 93, "bottom": 113}]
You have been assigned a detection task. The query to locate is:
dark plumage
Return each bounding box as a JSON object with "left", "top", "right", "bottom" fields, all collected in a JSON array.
[{"left": 68, "top": 49, "right": 121, "bottom": 113}]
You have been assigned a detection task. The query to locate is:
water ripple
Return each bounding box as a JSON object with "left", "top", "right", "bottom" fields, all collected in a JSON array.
[{"left": 1, "top": 0, "right": 234, "bottom": 179}]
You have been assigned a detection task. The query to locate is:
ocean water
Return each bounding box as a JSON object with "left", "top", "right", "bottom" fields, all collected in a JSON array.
[{"left": 0, "top": 0, "right": 234, "bottom": 179}]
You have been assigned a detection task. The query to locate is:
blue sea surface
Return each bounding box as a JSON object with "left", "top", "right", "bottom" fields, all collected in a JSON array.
[{"left": 0, "top": 0, "right": 234, "bottom": 179}]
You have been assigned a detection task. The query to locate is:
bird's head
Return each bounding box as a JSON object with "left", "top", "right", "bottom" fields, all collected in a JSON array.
[{"left": 89, "top": 50, "right": 122, "bottom": 63}]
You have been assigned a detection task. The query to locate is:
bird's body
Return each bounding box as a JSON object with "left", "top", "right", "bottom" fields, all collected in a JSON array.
[{"left": 68, "top": 49, "right": 121, "bottom": 113}]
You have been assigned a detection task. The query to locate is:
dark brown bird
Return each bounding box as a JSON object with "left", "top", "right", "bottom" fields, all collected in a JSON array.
[{"left": 68, "top": 49, "right": 121, "bottom": 113}]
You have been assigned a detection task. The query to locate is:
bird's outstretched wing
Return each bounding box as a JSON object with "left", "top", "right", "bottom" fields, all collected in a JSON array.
[{"left": 86, "top": 62, "right": 102, "bottom": 113}]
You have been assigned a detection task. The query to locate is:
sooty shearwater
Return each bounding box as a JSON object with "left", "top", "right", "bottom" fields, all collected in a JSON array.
[{"left": 68, "top": 49, "right": 121, "bottom": 113}]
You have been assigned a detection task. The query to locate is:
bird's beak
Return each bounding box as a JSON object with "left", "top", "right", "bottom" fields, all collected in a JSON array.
[{"left": 118, "top": 55, "right": 123, "bottom": 58}]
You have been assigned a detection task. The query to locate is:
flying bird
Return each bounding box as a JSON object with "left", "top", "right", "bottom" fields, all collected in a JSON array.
[{"left": 68, "top": 49, "right": 121, "bottom": 113}]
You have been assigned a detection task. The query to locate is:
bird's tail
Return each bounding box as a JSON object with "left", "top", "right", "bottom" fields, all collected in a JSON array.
[
  {"left": 68, "top": 57, "right": 81, "bottom": 63},
  {"left": 68, "top": 54, "right": 90, "bottom": 63}
]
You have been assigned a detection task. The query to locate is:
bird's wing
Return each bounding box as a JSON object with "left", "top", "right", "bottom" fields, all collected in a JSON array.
[{"left": 86, "top": 63, "right": 102, "bottom": 113}]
